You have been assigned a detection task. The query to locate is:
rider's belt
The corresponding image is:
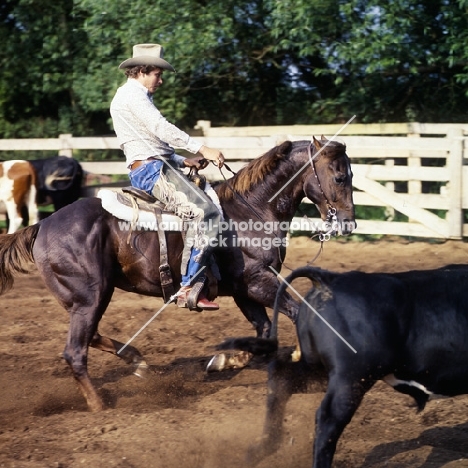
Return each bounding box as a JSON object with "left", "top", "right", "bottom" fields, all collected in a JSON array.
[{"left": 129, "top": 157, "right": 159, "bottom": 171}]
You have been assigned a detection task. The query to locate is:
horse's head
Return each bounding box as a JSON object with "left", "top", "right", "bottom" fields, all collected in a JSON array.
[{"left": 303, "top": 136, "right": 356, "bottom": 236}]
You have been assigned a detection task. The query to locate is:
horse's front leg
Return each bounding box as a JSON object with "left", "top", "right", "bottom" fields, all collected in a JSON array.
[
  {"left": 246, "top": 266, "right": 300, "bottom": 323},
  {"left": 90, "top": 333, "right": 151, "bottom": 378},
  {"left": 207, "top": 269, "right": 299, "bottom": 372},
  {"left": 207, "top": 297, "right": 270, "bottom": 372},
  {"left": 234, "top": 295, "right": 272, "bottom": 338}
]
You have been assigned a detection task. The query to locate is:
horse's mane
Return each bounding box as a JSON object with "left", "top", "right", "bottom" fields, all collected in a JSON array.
[{"left": 217, "top": 140, "right": 293, "bottom": 200}]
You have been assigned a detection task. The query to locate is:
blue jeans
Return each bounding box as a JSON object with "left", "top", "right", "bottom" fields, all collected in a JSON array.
[
  {"left": 128, "top": 159, "right": 163, "bottom": 194},
  {"left": 129, "top": 159, "right": 220, "bottom": 287}
]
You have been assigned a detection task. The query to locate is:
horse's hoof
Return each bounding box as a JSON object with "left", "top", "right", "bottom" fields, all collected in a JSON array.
[
  {"left": 133, "top": 362, "right": 151, "bottom": 378},
  {"left": 291, "top": 346, "right": 301, "bottom": 362},
  {"left": 206, "top": 353, "right": 226, "bottom": 372}
]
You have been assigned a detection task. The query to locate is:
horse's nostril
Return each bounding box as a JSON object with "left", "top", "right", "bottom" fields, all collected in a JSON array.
[
  {"left": 346, "top": 220, "right": 357, "bottom": 233},
  {"left": 340, "top": 219, "right": 357, "bottom": 234}
]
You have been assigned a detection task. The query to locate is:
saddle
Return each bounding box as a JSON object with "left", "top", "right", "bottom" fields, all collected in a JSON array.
[
  {"left": 122, "top": 185, "right": 159, "bottom": 204},
  {"left": 97, "top": 186, "right": 219, "bottom": 310}
]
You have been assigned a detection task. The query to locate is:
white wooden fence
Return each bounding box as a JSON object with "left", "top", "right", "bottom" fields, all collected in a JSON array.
[{"left": 1, "top": 122, "right": 467, "bottom": 239}]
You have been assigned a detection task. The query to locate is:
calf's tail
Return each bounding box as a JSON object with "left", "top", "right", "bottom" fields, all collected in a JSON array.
[
  {"left": 0, "top": 224, "right": 40, "bottom": 295},
  {"left": 271, "top": 265, "right": 328, "bottom": 339}
]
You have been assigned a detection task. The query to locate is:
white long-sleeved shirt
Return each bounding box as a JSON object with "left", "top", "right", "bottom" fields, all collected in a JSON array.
[{"left": 110, "top": 79, "right": 202, "bottom": 169}]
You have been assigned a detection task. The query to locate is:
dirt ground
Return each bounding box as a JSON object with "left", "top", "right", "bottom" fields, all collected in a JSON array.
[{"left": 2, "top": 236, "right": 468, "bottom": 468}]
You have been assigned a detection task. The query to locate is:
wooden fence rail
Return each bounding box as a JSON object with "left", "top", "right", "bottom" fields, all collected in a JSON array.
[{"left": 1, "top": 122, "right": 467, "bottom": 239}]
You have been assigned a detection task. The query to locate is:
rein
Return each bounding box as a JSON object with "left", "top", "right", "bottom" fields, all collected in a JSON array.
[
  {"left": 215, "top": 161, "right": 291, "bottom": 264},
  {"left": 210, "top": 145, "right": 333, "bottom": 268},
  {"left": 307, "top": 142, "right": 340, "bottom": 242},
  {"left": 215, "top": 161, "right": 268, "bottom": 226}
]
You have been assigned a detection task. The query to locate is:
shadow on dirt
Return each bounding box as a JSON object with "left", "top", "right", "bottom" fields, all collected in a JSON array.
[{"left": 363, "top": 423, "right": 468, "bottom": 467}]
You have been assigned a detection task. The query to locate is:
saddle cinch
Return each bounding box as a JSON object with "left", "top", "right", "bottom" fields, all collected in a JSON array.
[{"left": 97, "top": 186, "right": 220, "bottom": 310}]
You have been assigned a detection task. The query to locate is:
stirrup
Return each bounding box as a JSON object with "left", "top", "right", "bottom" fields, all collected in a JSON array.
[
  {"left": 176, "top": 285, "right": 219, "bottom": 311},
  {"left": 187, "top": 277, "right": 206, "bottom": 310}
]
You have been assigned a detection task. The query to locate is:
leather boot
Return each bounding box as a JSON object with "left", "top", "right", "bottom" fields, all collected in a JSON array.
[{"left": 177, "top": 286, "right": 219, "bottom": 310}]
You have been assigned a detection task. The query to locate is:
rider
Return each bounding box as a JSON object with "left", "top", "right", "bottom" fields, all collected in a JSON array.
[{"left": 110, "top": 43, "right": 224, "bottom": 310}]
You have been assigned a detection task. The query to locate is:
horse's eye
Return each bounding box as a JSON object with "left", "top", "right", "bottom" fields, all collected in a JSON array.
[{"left": 335, "top": 175, "right": 346, "bottom": 185}]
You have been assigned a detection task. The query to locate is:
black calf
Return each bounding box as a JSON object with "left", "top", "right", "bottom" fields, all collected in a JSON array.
[
  {"left": 30, "top": 155, "right": 83, "bottom": 211},
  {"left": 218, "top": 264, "right": 468, "bottom": 468}
]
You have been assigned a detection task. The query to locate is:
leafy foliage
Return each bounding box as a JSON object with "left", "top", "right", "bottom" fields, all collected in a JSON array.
[{"left": 1, "top": 0, "right": 468, "bottom": 140}]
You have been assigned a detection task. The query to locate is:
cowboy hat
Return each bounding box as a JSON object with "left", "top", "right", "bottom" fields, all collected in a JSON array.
[{"left": 118, "top": 44, "right": 176, "bottom": 72}]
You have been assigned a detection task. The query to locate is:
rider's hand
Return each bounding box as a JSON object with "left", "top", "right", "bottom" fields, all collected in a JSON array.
[
  {"left": 198, "top": 145, "right": 225, "bottom": 168},
  {"left": 183, "top": 156, "right": 209, "bottom": 170}
]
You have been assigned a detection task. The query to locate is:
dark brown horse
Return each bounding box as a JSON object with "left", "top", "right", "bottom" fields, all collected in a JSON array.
[{"left": 0, "top": 138, "right": 355, "bottom": 412}]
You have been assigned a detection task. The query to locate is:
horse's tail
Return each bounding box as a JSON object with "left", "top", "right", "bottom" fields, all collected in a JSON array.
[{"left": 0, "top": 224, "right": 40, "bottom": 295}]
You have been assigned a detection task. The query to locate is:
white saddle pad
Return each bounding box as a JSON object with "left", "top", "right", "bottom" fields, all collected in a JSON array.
[
  {"left": 97, "top": 183, "right": 224, "bottom": 232},
  {"left": 97, "top": 188, "right": 183, "bottom": 231}
]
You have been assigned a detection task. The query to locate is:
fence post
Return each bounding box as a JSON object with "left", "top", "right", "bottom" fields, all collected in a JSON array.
[
  {"left": 407, "top": 133, "right": 422, "bottom": 195},
  {"left": 406, "top": 133, "right": 422, "bottom": 224},
  {"left": 384, "top": 159, "right": 395, "bottom": 221},
  {"left": 194, "top": 121, "right": 211, "bottom": 136},
  {"left": 58, "top": 134, "right": 73, "bottom": 157},
  {"left": 447, "top": 127, "right": 463, "bottom": 239}
]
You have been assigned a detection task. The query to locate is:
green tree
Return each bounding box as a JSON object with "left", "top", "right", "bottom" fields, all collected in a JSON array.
[
  {"left": 1, "top": 0, "right": 468, "bottom": 141},
  {"left": 0, "top": 0, "right": 80, "bottom": 137},
  {"left": 266, "top": 0, "right": 468, "bottom": 122}
]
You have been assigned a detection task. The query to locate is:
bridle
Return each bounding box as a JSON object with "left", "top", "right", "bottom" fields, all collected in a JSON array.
[
  {"left": 205, "top": 141, "right": 341, "bottom": 266},
  {"left": 307, "top": 142, "right": 340, "bottom": 242}
]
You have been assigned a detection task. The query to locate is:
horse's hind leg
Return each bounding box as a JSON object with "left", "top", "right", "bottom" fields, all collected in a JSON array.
[
  {"left": 59, "top": 280, "right": 116, "bottom": 412},
  {"left": 33, "top": 211, "right": 121, "bottom": 412},
  {"left": 63, "top": 314, "right": 106, "bottom": 412},
  {"left": 90, "top": 333, "right": 150, "bottom": 378}
]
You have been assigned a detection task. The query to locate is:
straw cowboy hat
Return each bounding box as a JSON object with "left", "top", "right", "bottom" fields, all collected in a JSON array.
[{"left": 118, "top": 44, "right": 176, "bottom": 72}]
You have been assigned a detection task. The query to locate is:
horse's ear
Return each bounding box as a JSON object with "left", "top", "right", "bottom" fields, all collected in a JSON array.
[
  {"left": 313, "top": 136, "right": 323, "bottom": 150},
  {"left": 321, "top": 134, "right": 327, "bottom": 141}
]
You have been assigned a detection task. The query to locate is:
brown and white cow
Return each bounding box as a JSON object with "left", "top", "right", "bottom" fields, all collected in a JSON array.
[{"left": 0, "top": 160, "right": 38, "bottom": 233}]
